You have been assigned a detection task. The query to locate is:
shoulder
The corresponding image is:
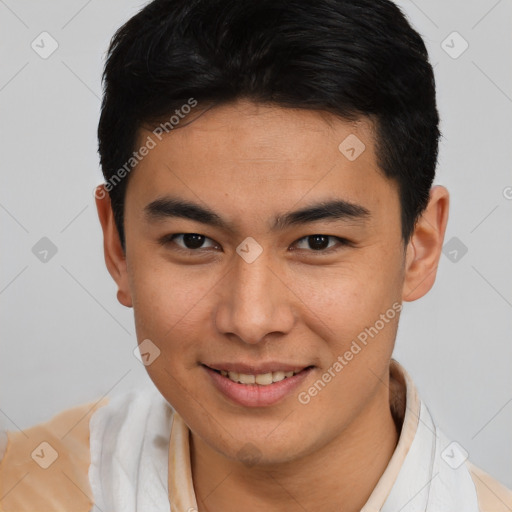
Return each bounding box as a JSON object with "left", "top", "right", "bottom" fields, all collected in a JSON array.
[
  {"left": 467, "top": 461, "right": 512, "bottom": 512},
  {"left": 0, "top": 397, "right": 108, "bottom": 512}
]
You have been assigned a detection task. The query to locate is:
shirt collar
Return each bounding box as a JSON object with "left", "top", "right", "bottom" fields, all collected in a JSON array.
[{"left": 362, "top": 358, "right": 423, "bottom": 510}]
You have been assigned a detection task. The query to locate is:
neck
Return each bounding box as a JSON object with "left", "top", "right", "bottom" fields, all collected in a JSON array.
[{"left": 191, "top": 373, "right": 399, "bottom": 512}]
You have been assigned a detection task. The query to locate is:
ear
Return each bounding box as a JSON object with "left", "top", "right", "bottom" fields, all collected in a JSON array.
[
  {"left": 402, "top": 185, "right": 449, "bottom": 302},
  {"left": 95, "top": 185, "right": 133, "bottom": 308}
]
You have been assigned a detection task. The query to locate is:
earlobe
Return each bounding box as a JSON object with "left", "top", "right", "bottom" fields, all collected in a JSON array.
[
  {"left": 402, "top": 185, "right": 450, "bottom": 302},
  {"left": 95, "top": 185, "right": 133, "bottom": 308}
]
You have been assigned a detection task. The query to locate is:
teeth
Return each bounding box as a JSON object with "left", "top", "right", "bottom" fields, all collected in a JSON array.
[
  {"left": 255, "top": 372, "right": 273, "bottom": 385},
  {"left": 272, "top": 371, "right": 285, "bottom": 382},
  {"left": 238, "top": 373, "right": 256, "bottom": 384},
  {"left": 220, "top": 369, "right": 301, "bottom": 385}
]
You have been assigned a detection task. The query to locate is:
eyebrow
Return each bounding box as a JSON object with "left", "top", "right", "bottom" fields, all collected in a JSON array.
[{"left": 144, "top": 196, "right": 371, "bottom": 232}]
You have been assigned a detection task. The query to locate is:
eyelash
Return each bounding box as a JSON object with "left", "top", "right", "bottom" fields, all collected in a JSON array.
[{"left": 158, "top": 233, "right": 352, "bottom": 255}]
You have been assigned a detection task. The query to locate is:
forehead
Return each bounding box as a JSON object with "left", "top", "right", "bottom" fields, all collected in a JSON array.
[
  {"left": 127, "top": 99, "right": 400, "bottom": 235},
  {"left": 143, "top": 100, "right": 376, "bottom": 174}
]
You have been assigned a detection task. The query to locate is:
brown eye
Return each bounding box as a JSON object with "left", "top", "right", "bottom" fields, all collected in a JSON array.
[
  {"left": 179, "top": 233, "right": 206, "bottom": 249},
  {"left": 161, "top": 233, "right": 219, "bottom": 251},
  {"left": 306, "top": 235, "right": 330, "bottom": 251},
  {"left": 293, "top": 235, "right": 349, "bottom": 253}
]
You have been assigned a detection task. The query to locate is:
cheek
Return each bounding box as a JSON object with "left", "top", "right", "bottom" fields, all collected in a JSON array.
[
  {"left": 127, "top": 251, "right": 211, "bottom": 349},
  {"left": 292, "top": 254, "right": 400, "bottom": 326},
  {"left": 304, "top": 259, "right": 402, "bottom": 387},
  {"left": 127, "top": 257, "right": 212, "bottom": 407}
]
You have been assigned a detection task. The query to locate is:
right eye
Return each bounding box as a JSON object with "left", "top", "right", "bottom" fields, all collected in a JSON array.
[{"left": 158, "top": 233, "right": 221, "bottom": 253}]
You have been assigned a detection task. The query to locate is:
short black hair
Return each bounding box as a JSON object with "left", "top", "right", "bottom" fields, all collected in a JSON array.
[{"left": 98, "top": 0, "right": 440, "bottom": 250}]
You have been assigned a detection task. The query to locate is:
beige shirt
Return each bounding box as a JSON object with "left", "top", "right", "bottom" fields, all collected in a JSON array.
[{"left": 1, "top": 360, "right": 511, "bottom": 511}]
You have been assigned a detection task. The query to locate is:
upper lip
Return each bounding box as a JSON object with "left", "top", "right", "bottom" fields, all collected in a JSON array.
[{"left": 203, "top": 362, "right": 312, "bottom": 374}]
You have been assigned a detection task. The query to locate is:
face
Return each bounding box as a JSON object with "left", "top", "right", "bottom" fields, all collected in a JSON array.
[{"left": 110, "top": 100, "right": 415, "bottom": 464}]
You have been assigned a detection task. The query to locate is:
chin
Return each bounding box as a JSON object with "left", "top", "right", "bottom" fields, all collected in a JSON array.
[{"left": 214, "top": 426, "right": 314, "bottom": 467}]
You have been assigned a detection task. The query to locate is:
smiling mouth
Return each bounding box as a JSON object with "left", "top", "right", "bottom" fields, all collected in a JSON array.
[{"left": 204, "top": 365, "right": 314, "bottom": 386}]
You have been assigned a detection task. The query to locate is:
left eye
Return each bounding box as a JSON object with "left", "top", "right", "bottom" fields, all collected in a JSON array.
[{"left": 293, "top": 235, "right": 347, "bottom": 252}]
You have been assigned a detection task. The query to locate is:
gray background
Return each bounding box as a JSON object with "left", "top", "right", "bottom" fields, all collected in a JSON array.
[{"left": 1, "top": 0, "right": 511, "bottom": 487}]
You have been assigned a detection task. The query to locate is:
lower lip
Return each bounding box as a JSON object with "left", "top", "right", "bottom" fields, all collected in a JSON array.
[{"left": 203, "top": 365, "right": 314, "bottom": 407}]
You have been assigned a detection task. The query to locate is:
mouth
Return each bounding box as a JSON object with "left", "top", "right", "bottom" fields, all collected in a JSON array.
[{"left": 202, "top": 363, "right": 315, "bottom": 407}]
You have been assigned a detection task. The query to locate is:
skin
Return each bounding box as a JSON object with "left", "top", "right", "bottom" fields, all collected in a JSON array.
[{"left": 96, "top": 99, "right": 449, "bottom": 512}]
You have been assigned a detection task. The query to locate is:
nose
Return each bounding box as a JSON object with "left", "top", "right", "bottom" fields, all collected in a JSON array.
[{"left": 214, "top": 250, "right": 296, "bottom": 345}]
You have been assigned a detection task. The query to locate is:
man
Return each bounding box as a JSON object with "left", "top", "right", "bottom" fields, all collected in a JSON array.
[{"left": 1, "top": 0, "right": 510, "bottom": 510}]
